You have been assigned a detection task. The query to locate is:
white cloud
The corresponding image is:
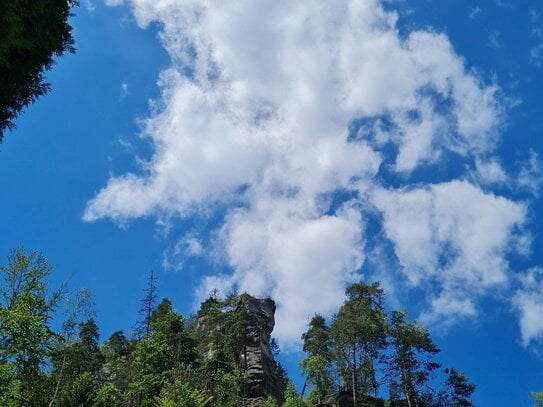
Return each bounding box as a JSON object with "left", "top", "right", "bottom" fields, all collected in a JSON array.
[
  {"left": 372, "top": 180, "right": 527, "bottom": 326},
  {"left": 518, "top": 150, "right": 543, "bottom": 196},
  {"left": 529, "top": 8, "right": 543, "bottom": 67},
  {"left": 120, "top": 81, "right": 130, "bottom": 98},
  {"left": 90, "top": 0, "right": 516, "bottom": 346},
  {"left": 83, "top": 0, "right": 96, "bottom": 11},
  {"left": 162, "top": 234, "right": 204, "bottom": 272},
  {"left": 474, "top": 157, "right": 508, "bottom": 185},
  {"left": 199, "top": 202, "right": 365, "bottom": 346},
  {"left": 513, "top": 268, "right": 543, "bottom": 346}
]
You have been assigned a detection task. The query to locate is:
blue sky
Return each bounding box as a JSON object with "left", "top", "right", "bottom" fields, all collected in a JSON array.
[{"left": 1, "top": 0, "right": 543, "bottom": 405}]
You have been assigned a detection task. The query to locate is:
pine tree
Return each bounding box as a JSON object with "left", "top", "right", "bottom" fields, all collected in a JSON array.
[
  {"left": 387, "top": 311, "right": 440, "bottom": 407},
  {"left": 330, "top": 283, "right": 387, "bottom": 403},
  {"left": 437, "top": 368, "right": 475, "bottom": 407},
  {"left": 300, "top": 314, "right": 333, "bottom": 402},
  {"left": 135, "top": 271, "right": 159, "bottom": 338}
]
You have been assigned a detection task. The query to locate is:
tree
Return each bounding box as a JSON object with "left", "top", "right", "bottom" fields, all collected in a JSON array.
[
  {"left": 49, "top": 288, "right": 95, "bottom": 407},
  {"left": 135, "top": 271, "right": 159, "bottom": 338},
  {"left": 300, "top": 314, "right": 333, "bottom": 402},
  {"left": 150, "top": 298, "right": 198, "bottom": 366},
  {"left": 300, "top": 355, "right": 333, "bottom": 404},
  {"left": 262, "top": 396, "right": 279, "bottom": 407},
  {"left": 302, "top": 314, "right": 331, "bottom": 359},
  {"left": 0, "top": 248, "right": 62, "bottom": 406},
  {"left": 532, "top": 392, "right": 543, "bottom": 407},
  {"left": 155, "top": 380, "right": 211, "bottom": 407},
  {"left": 0, "top": 0, "right": 78, "bottom": 141},
  {"left": 437, "top": 368, "right": 475, "bottom": 407},
  {"left": 101, "top": 330, "right": 131, "bottom": 400},
  {"left": 387, "top": 311, "right": 440, "bottom": 407},
  {"left": 282, "top": 382, "right": 310, "bottom": 407},
  {"left": 330, "top": 283, "right": 387, "bottom": 403}
]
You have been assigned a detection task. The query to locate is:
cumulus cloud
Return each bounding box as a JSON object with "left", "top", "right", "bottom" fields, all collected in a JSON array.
[
  {"left": 513, "top": 268, "right": 543, "bottom": 346},
  {"left": 90, "top": 0, "right": 525, "bottom": 346},
  {"left": 372, "top": 180, "right": 526, "bottom": 326},
  {"left": 200, "top": 202, "right": 365, "bottom": 345}
]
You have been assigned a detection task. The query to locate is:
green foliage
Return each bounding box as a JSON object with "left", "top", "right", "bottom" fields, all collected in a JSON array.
[
  {"left": 330, "top": 283, "right": 387, "bottom": 401},
  {"left": 57, "top": 371, "right": 99, "bottom": 407},
  {"left": 49, "top": 289, "right": 98, "bottom": 407},
  {"left": 302, "top": 314, "right": 331, "bottom": 359},
  {"left": 300, "top": 355, "right": 332, "bottom": 403},
  {"left": 0, "top": 248, "right": 61, "bottom": 406},
  {"left": 282, "top": 382, "right": 310, "bottom": 407},
  {"left": 93, "top": 384, "right": 124, "bottom": 407},
  {"left": 128, "top": 333, "right": 175, "bottom": 406},
  {"left": 437, "top": 368, "right": 475, "bottom": 407},
  {"left": 386, "top": 310, "right": 440, "bottom": 406},
  {"left": 0, "top": 249, "right": 479, "bottom": 407},
  {"left": 263, "top": 396, "right": 279, "bottom": 407},
  {"left": 0, "top": 0, "right": 78, "bottom": 141},
  {"left": 206, "top": 369, "right": 244, "bottom": 407},
  {"left": 532, "top": 392, "right": 543, "bottom": 407},
  {"left": 155, "top": 380, "right": 212, "bottom": 407}
]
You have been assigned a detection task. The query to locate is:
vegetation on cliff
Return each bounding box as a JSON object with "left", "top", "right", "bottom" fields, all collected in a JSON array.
[{"left": 0, "top": 248, "right": 478, "bottom": 406}]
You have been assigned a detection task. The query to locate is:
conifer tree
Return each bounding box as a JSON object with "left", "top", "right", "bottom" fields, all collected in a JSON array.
[
  {"left": 387, "top": 311, "right": 440, "bottom": 407},
  {"left": 330, "top": 283, "right": 387, "bottom": 403}
]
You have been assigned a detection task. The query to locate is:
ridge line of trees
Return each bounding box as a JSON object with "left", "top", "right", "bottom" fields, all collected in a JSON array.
[{"left": 1, "top": 248, "right": 481, "bottom": 406}]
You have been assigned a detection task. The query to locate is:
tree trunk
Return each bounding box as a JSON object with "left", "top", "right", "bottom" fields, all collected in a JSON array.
[
  {"left": 49, "top": 352, "right": 67, "bottom": 407},
  {"left": 352, "top": 343, "right": 357, "bottom": 406}
]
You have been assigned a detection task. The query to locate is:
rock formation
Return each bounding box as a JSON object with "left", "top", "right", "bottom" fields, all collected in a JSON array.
[
  {"left": 196, "top": 293, "right": 285, "bottom": 406},
  {"left": 235, "top": 294, "right": 285, "bottom": 406}
]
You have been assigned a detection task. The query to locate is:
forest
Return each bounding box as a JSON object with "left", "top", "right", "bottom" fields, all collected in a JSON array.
[{"left": 0, "top": 248, "right": 480, "bottom": 407}]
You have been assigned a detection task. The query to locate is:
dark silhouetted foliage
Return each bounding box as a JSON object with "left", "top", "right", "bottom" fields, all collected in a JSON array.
[{"left": 0, "top": 0, "right": 78, "bottom": 141}]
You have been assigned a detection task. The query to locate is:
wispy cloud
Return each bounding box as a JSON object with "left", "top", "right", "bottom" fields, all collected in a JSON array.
[
  {"left": 120, "top": 81, "right": 130, "bottom": 99},
  {"left": 91, "top": 0, "right": 527, "bottom": 347},
  {"left": 518, "top": 150, "right": 543, "bottom": 196},
  {"left": 469, "top": 7, "right": 482, "bottom": 20},
  {"left": 513, "top": 268, "right": 543, "bottom": 346},
  {"left": 83, "top": 0, "right": 96, "bottom": 12},
  {"left": 530, "top": 8, "right": 543, "bottom": 67},
  {"left": 162, "top": 234, "right": 204, "bottom": 272}
]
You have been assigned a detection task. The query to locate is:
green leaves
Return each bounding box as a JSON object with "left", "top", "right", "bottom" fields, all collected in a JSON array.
[
  {"left": 155, "top": 380, "right": 212, "bottom": 407},
  {"left": 531, "top": 392, "right": 543, "bottom": 407},
  {"left": 0, "top": 0, "right": 78, "bottom": 141},
  {"left": 299, "top": 282, "right": 476, "bottom": 407},
  {"left": 0, "top": 248, "right": 61, "bottom": 406}
]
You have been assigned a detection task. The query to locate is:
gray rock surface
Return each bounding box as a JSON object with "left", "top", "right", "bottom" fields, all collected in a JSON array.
[{"left": 234, "top": 294, "right": 284, "bottom": 405}]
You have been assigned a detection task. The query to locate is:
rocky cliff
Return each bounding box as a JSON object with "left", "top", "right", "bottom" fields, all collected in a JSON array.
[
  {"left": 235, "top": 294, "right": 285, "bottom": 406},
  {"left": 197, "top": 293, "right": 285, "bottom": 406}
]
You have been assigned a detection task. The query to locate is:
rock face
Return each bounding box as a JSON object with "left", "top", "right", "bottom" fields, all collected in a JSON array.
[
  {"left": 234, "top": 294, "right": 285, "bottom": 405},
  {"left": 196, "top": 293, "right": 285, "bottom": 406}
]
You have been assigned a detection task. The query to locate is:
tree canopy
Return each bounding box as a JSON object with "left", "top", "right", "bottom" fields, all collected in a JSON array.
[
  {"left": 0, "top": 0, "right": 78, "bottom": 142},
  {"left": 0, "top": 249, "right": 479, "bottom": 406}
]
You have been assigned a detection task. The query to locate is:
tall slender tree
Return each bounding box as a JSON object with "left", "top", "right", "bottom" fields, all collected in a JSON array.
[
  {"left": 135, "top": 271, "right": 159, "bottom": 338},
  {"left": 330, "top": 283, "right": 387, "bottom": 403},
  {"left": 300, "top": 314, "right": 333, "bottom": 402},
  {"left": 387, "top": 311, "right": 440, "bottom": 407}
]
